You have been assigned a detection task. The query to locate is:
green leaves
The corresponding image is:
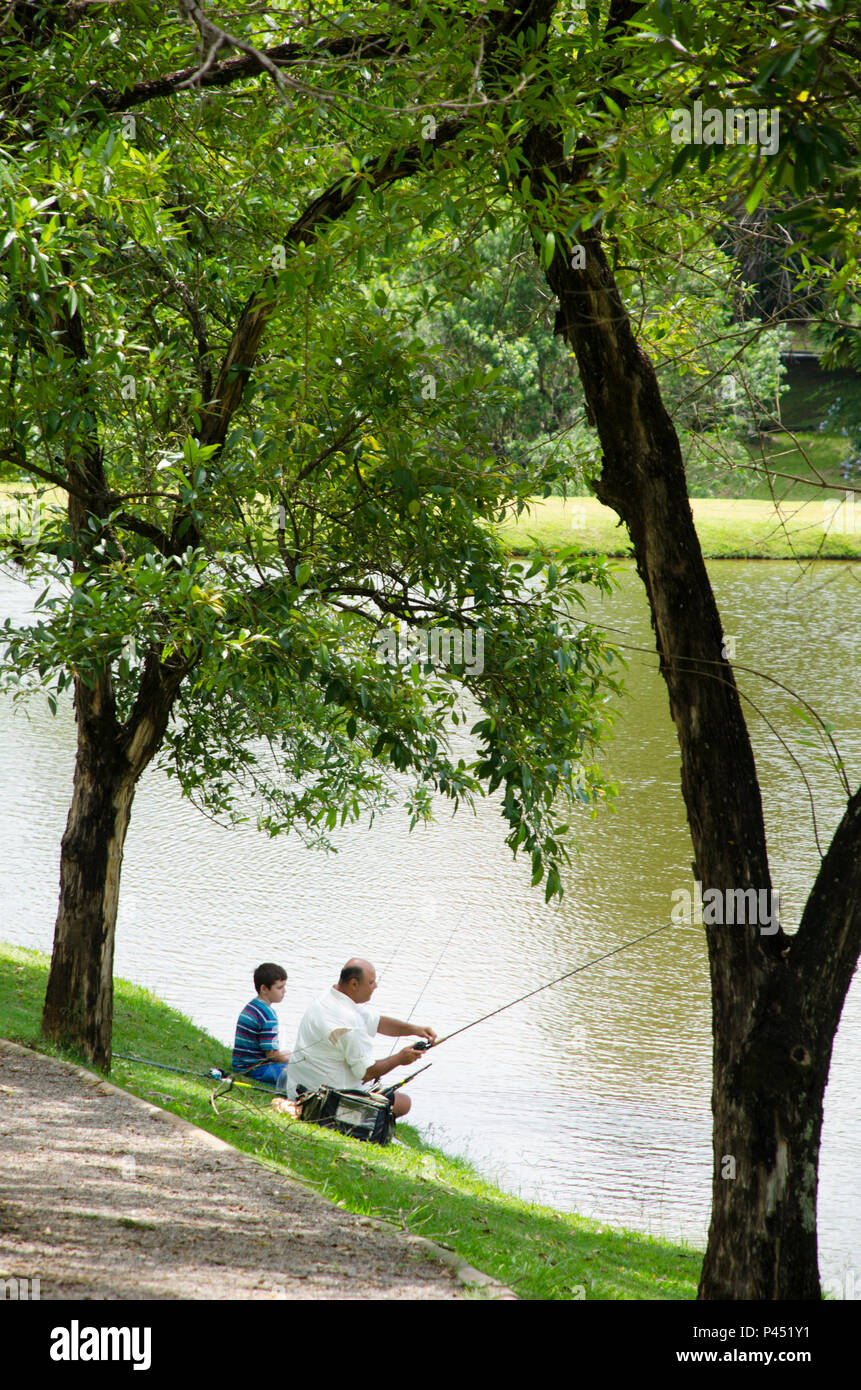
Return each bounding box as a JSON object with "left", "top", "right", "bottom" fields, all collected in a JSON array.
[{"left": 1, "top": 0, "right": 642, "bottom": 903}]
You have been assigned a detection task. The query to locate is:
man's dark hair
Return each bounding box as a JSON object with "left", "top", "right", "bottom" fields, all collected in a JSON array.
[
  {"left": 254, "top": 962, "right": 287, "bottom": 992},
  {"left": 338, "top": 962, "right": 365, "bottom": 987}
]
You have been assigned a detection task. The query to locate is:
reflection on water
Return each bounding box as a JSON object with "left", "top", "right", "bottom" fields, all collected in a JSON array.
[{"left": 2, "top": 560, "right": 860, "bottom": 1287}]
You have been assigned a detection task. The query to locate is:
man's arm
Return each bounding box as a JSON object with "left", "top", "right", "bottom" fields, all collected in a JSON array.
[
  {"left": 264, "top": 1048, "right": 291, "bottom": 1063},
  {"left": 362, "top": 1045, "right": 425, "bottom": 1083},
  {"left": 377, "top": 1016, "right": 437, "bottom": 1043}
]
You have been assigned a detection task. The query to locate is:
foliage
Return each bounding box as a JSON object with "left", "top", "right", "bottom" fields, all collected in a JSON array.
[
  {"left": 1, "top": 0, "right": 857, "bottom": 892},
  {"left": 0, "top": 1, "right": 631, "bottom": 898},
  {"left": 411, "top": 224, "right": 594, "bottom": 484},
  {"left": 0, "top": 2, "right": 857, "bottom": 881},
  {"left": 395, "top": 221, "right": 802, "bottom": 499}
]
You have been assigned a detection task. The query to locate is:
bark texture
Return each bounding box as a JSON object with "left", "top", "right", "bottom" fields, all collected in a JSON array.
[
  {"left": 520, "top": 120, "right": 861, "bottom": 1297},
  {"left": 42, "top": 686, "right": 136, "bottom": 1072},
  {"left": 42, "top": 651, "right": 188, "bottom": 1070}
]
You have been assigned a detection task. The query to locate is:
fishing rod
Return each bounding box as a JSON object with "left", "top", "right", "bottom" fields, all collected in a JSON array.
[
  {"left": 113, "top": 1052, "right": 281, "bottom": 1099},
  {"left": 113, "top": 1052, "right": 225, "bottom": 1081},
  {"left": 386, "top": 1061, "right": 432, "bottom": 1092},
  {"left": 410, "top": 921, "right": 674, "bottom": 1052},
  {"left": 362, "top": 1063, "right": 433, "bottom": 1118}
]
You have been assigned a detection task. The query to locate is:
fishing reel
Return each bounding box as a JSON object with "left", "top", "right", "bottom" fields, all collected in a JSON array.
[{"left": 413, "top": 1040, "right": 431, "bottom": 1051}]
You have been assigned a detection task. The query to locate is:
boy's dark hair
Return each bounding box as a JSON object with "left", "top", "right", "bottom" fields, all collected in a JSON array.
[{"left": 254, "top": 962, "right": 287, "bottom": 992}]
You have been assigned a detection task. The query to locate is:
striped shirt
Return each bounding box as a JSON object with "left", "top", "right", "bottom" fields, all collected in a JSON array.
[{"left": 232, "top": 997, "right": 279, "bottom": 1072}]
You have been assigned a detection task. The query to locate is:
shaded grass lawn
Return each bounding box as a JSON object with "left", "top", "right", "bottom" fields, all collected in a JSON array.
[
  {"left": 737, "top": 432, "right": 857, "bottom": 504},
  {"left": 1, "top": 941, "right": 701, "bottom": 1300},
  {"left": 494, "top": 431, "right": 861, "bottom": 560},
  {"left": 685, "top": 431, "right": 856, "bottom": 503},
  {"left": 495, "top": 493, "right": 861, "bottom": 560}
]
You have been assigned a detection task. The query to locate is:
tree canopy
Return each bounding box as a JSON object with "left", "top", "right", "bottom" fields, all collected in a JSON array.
[
  {"left": 2, "top": 0, "right": 860, "bottom": 1301},
  {"left": 2, "top": 0, "right": 625, "bottom": 889}
]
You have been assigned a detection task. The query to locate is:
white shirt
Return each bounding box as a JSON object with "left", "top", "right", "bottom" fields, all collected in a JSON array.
[{"left": 283, "top": 987, "right": 381, "bottom": 1098}]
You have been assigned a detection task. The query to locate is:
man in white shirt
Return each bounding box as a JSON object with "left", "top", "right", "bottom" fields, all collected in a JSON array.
[{"left": 284, "top": 958, "right": 436, "bottom": 1117}]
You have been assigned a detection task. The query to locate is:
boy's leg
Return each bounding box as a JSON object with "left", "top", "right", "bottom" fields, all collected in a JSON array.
[{"left": 244, "top": 1062, "right": 288, "bottom": 1086}]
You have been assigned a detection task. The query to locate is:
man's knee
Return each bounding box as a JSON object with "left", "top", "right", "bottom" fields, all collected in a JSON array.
[{"left": 393, "top": 1092, "right": 411, "bottom": 1118}]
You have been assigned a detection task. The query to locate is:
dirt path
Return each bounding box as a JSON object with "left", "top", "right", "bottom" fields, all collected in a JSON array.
[{"left": 0, "top": 1042, "right": 491, "bottom": 1300}]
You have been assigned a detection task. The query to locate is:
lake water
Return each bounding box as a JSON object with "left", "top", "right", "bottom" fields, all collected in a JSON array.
[{"left": 2, "top": 555, "right": 860, "bottom": 1292}]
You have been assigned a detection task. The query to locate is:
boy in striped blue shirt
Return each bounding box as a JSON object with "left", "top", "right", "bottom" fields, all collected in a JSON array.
[{"left": 232, "top": 963, "right": 291, "bottom": 1086}]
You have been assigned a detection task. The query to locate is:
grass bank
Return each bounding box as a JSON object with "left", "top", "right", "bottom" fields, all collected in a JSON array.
[
  {"left": 495, "top": 494, "right": 861, "bottom": 560},
  {"left": 1, "top": 941, "right": 700, "bottom": 1300},
  {"left": 6, "top": 470, "right": 861, "bottom": 561}
]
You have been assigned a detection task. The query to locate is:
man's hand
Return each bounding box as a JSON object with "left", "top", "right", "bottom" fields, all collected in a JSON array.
[
  {"left": 363, "top": 1044, "right": 429, "bottom": 1082},
  {"left": 412, "top": 1025, "right": 437, "bottom": 1045}
]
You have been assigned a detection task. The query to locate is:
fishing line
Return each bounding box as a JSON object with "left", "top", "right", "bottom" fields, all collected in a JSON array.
[
  {"left": 388, "top": 903, "right": 470, "bottom": 1055},
  {"left": 408, "top": 903, "right": 469, "bottom": 1020},
  {"left": 377, "top": 915, "right": 420, "bottom": 983},
  {"left": 422, "top": 921, "right": 674, "bottom": 1051}
]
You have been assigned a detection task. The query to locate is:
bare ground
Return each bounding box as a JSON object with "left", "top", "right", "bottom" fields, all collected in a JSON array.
[{"left": 0, "top": 1042, "right": 475, "bottom": 1300}]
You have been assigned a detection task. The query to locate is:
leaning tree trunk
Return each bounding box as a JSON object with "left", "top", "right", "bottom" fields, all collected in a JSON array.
[
  {"left": 518, "top": 121, "right": 861, "bottom": 1297},
  {"left": 42, "top": 654, "right": 187, "bottom": 1070}
]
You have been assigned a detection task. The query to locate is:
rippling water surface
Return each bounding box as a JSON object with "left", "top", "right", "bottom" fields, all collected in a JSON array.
[{"left": 2, "top": 558, "right": 859, "bottom": 1288}]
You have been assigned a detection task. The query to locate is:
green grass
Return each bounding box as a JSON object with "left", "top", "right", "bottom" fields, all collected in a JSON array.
[
  {"left": 737, "top": 432, "right": 857, "bottom": 503},
  {"left": 495, "top": 492, "right": 861, "bottom": 560},
  {"left": 494, "top": 431, "right": 861, "bottom": 559},
  {"left": 1, "top": 941, "right": 701, "bottom": 1300},
  {"left": 676, "top": 429, "right": 855, "bottom": 502},
  {"left": 6, "top": 439, "right": 860, "bottom": 561}
]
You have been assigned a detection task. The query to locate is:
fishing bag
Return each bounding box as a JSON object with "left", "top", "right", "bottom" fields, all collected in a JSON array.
[{"left": 296, "top": 1085, "right": 395, "bottom": 1145}]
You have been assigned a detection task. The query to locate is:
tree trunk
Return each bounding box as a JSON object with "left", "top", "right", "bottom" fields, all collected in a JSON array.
[
  {"left": 518, "top": 122, "right": 861, "bottom": 1297},
  {"left": 42, "top": 652, "right": 187, "bottom": 1069},
  {"left": 42, "top": 679, "right": 135, "bottom": 1070},
  {"left": 703, "top": 785, "right": 861, "bottom": 1297},
  {"left": 702, "top": 970, "right": 828, "bottom": 1298}
]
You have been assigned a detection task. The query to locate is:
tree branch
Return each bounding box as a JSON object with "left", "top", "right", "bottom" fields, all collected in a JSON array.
[
  {"left": 791, "top": 785, "right": 861, "bottom": 1032},
  {"left": 197, "top": 113, "right": 465, "bottom": 452},
  {"left": 88, "top": 30, "right": 399, "bottom": 115}
]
